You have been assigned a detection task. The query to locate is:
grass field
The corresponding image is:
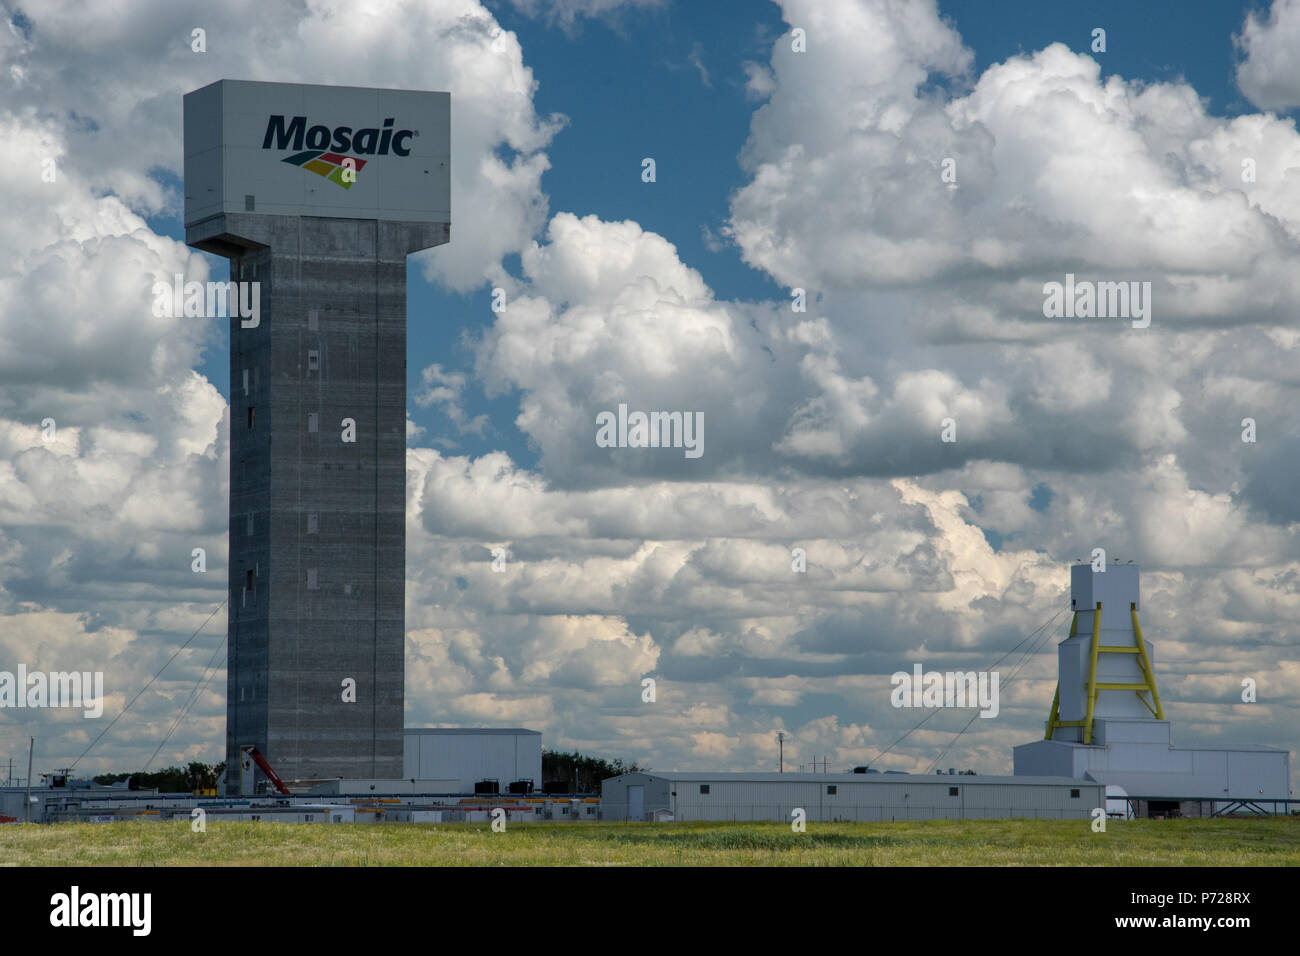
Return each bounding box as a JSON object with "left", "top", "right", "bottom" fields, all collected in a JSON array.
[{"left": 3, "top": 817, "right": 1298, "bottom": 866}]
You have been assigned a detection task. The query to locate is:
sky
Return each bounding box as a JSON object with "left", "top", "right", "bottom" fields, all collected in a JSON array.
[{"left": 1, "top": 0, "right": 1298, "bottom": 789}]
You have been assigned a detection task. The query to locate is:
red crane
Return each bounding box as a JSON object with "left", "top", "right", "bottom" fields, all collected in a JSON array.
[{"left": 248, "top": 747, "right": 291, "bottom": 795}]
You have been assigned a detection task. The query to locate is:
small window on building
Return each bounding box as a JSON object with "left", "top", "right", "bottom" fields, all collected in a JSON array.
[
  {"left": 244, "top": 194, "right": 255, "bottom": 212},
  {"left": 949, "top": 787, "right": 959, "bottom": 797},
  {"left": 308, "top": 309, "right": 319, "bottom": 331},
  {"left": 827, "top": 785, "right": 837, "bottom": 795},
  {"left": 307, "top": 350, "right": 319, "bottom": 372},
  {"left": 1070, "top": 788, "right": 1081, "bottom": 798},
  {"left": 246, "top": 512, "right": 254, "bottom": 536},
  {"left": 699, "top": 784, "right": 710, "bottom": 795},
  {"left": 247, "top": 405, "right": 255, "bottom": 429},
  {"left": 306, "top": 567, "right": 318, "bottom": 590},
  {"left": 307, "top": 513, "right": 319, "bottom": 534},
  {"left": 242, "top": 369, "right": 250, "bottom": 396},
  {"left": 307, "top": 412, "right": 319, "bottom": 433},
  {"left": 245, "top": 568, "right": 254, "bottom": 593}
]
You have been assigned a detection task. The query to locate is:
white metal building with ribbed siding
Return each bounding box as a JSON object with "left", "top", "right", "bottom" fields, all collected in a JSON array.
[
  {"left": 600, "top": 772, "right": 1103, "bottom": 822},
  {"left": 403, "top": 728, "right": 542, "bottom": 792}
]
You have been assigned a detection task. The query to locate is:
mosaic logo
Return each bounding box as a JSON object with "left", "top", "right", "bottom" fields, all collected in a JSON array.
[
  {"left": 262, "top": 114, "right": 414, "bottom": 189},
  {"left": 280, "top": 150, "right": 368, "bottom": 189}
]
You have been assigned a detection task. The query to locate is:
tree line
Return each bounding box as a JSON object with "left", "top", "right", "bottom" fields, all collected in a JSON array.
[
  {"left": 93, "top": 761, "right": 224, "bottom": 792},
  {"left": 541, "top": 750, "right": 644, "bottom": 793}
]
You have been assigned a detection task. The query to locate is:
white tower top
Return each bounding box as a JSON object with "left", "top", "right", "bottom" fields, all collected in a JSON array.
[
  {"left": 184, "top": 79, "right": 450, "bottom": 226},
  {"left": 1051, "top": 562, "right": 1163, "bottom": 742}
]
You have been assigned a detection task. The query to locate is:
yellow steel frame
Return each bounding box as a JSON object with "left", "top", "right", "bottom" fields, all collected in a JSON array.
[
  {"left": 1045, "top": 600, "right": 1164, "bottom": 742},
  {"left": 1043, "top": 611, "right": 1076, "bottom": 740},
  {"left": 1131, "top": 601, "right": 1165, "bottom": 719},
  {"left": 1082, "top": 602, "right": 1103, "bottom": 743}
]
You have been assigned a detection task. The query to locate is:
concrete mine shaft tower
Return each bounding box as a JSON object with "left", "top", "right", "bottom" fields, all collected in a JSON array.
[{"left": 183, "top": 80, "right": 450, "bottom": 791}]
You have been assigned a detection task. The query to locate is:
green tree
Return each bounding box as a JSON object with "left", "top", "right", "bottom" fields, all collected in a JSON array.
[
  {"left": 541, "top": 750, "right": 645, "bottom": 792},
  {"left": 93, "top": 761, "right": 225, "bottom": 793}
]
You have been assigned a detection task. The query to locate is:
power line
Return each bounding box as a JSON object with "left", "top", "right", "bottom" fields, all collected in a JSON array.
[
  {"left": 144, "top": 636, "right": 227, "bottom": 771},
  {"left": 69, "top": 599, "right": 226, "bottom": 773},
  {"left": 923, "top": 608, "right": 1068, "bottom": 774},
  {"left": 868, "top": 604, "right": 1069, "bottom": 768}
]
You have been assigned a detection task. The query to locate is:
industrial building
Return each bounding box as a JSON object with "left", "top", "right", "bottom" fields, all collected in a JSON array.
[
  {"left": 1014, "top": 563, "right": 1291, "bottom": 817},
  {"left": 403, "top": 728, "right": 542, "bottom": 792},
  {"left": 182, "top": 79, "right": 450, "bottom": 790},
  {"left": 601, "top": 772, "right": 1103, "bottom": 822}
]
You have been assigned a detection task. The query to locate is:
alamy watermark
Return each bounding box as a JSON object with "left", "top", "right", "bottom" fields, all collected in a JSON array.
[
  {"left": 151, "top": 274, "right": 261, "bottom": 328},
  {"left": 595, "top": 403, "right": 703, "bottom": 459},
  {"left": 1042, "top": 273, "right": 1150, "bottom": 329},
  {"left": 49, "top": 886, "right": 150, "bottom": 936},
  {"left": 0, "top": 666, "right": 103, "bottom": 717},
  {"left": 890, "top": 664, "right": 999, "bottom": 718}
]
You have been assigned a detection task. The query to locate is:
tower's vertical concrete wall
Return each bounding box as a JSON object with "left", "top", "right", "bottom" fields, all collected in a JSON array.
[{"left": 190, "top": 212, "right": 447, "bottom": 786}]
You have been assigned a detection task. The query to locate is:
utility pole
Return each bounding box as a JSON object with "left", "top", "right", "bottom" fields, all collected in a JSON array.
[
  {"left": 776, "top": 732, "right": 785, "bottom": 773},
  {"left": 25, "top": 737, "right": 34, "bottom": 824}
]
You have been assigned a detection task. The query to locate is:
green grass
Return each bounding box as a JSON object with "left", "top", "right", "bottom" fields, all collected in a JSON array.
[{"left": 3, "top": 817, "right": 1298, "bottom": 866}]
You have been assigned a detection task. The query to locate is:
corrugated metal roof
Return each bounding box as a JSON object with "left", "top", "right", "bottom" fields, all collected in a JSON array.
[
  {"left": 403, "top": 727, "right": 541, "bottom": 735},
  {"left": 609, "top": 771, "right": 1097, "bottom": 786}
]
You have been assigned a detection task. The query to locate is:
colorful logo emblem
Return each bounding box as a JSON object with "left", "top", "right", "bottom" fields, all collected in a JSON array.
[
  {"left": 279, "top": 150, "right": 367, "bottom": 190},
  {"left": 262, "top": 115, "right": 414, "bottom": 191}
]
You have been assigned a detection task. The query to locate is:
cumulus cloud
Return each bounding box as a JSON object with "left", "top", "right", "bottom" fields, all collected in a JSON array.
[
  {"left": 1235, "top": 0, "right": 1300, "bottom": 111},
  {"left": 415, "top": 364, "right": 490, "bottom": 437},
  {"left": 728, "top": 4, "right": 1300, "bottom": 334},
  {"left": 505, "top": 0, "right": 667, "bottom": 32}
]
